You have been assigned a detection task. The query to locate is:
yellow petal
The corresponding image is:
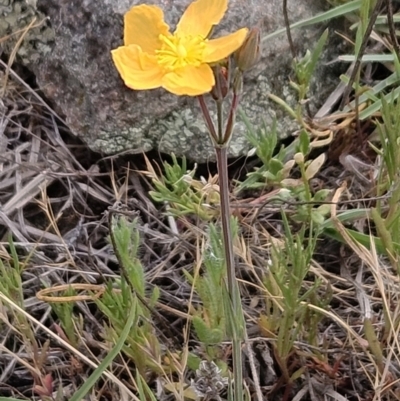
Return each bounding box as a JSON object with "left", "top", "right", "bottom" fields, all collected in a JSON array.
[
  {"left": 124, "top": 5, "right": 170, "bottom": 54},
  {"left": 111, "top": 45, "right": 164, "bottom": 90},
  {"left": 175, "top": 0, "right": 227, "bottom": 38},
  {"left": 162, "top": 64, "right": 215, "bottom": 96},
  {"left": 203, "top": 28, "right": 249, "bottom": 63}
]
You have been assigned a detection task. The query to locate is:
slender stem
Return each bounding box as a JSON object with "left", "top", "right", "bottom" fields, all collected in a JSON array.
[
  {"left": 339, "top": 0, "right": 384, "bottom": 110},
  {"left": 283, "top": 0, "right": 296, "bottom": 59},
  {"left": 215, "top": 146, "right": 236, "bottom": 310},
  {"left": 216, "top": 100, "right": 224, "bottom": 143},
  {"left": 215, "top": 146, "right": 243, "bottom": 401},
  {"left": 198, "top": 95, "right": 218, "bottom": 143},
  {"left": 197, "top": 90, "right": 244, "bottom": 400},
  {"left": 224, "top": 91, "right": 241, "bottom": 144},
  {"left": 387, "top": 0, "right": 400, "bottom": 62}
]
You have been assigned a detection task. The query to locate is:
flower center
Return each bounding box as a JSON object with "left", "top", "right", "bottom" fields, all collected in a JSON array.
[{"left": 156, "top": 33, "right": 206, "bottom": 70}]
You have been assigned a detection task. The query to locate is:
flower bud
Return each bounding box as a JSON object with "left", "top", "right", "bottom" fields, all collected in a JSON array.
[
  {"left": 294, "top": 152, "right": 304, "bottom": 165},
  {"left": 232, "top": 68, "right": 243, "bottom": 95},
  {"left": 234, "top": 27, "right": 261, "bottom": 72},
  {"left": 210, "top": 64, "right": 230, "bottom": 101}
]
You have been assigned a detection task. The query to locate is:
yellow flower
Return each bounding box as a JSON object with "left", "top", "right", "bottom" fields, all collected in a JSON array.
[{"left": 111, "top": 0, "right": 248, "bottom": 96}]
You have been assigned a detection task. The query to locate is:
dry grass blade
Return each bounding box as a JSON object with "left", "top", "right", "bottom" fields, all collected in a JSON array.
[
  {"left": 1, "top": 167, "right": 58, "bottom": 215},
  {"left": 0, "top": 291, "right": 138, "bottom": 399}
]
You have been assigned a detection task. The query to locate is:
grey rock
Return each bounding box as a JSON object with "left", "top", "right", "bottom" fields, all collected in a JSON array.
[
  {"left": 0, "top": 0, "right": 54, "bottom": 64},
  {"left": 2, "top": 0, "right": 342, "bottom": 162}
]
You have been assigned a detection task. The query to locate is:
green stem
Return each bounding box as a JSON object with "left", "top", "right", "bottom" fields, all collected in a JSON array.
[
  {"left": 198, "top": 95, "right": 218, "bottom": 143},
  {"left": 215, "top": 146, "right": 237, "bottom": 311},
  {"left": 216, "top": 100, "right": 224, "bottom": 143},
  {"left": 215, "top": 146, "right": 243, "bottom": 401},
  {"left": 224, "top": 92, "right": 240, "bottom": 144},
  {"left": 197, "top": 90, "right": 244, "bottom": 400}
]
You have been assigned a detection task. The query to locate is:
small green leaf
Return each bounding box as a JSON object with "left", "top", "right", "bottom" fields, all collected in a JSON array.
[{"left": 298, "top": 130, "right": 310, "bottom": 155}]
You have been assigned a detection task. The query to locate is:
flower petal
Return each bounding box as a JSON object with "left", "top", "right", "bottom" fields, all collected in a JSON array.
[
  {"left": 175, "top": 0, "right": 227, "bottom": 38},
  {"left": 124, "top": 5, "right": 170, "bottom": 54},
  {"left": 111, "top": 45, "right": 164, "bottom": 90},
  {"left": 162, "top": 64, "right": 215, "bottom": 96},
  {"left": 203, "top": 28, "right": 249, "bottom": 63}
]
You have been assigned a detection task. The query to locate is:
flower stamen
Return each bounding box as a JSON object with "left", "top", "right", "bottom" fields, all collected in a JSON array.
[{"left": 156, "top": 33, "right": 206, "bottom": 70}]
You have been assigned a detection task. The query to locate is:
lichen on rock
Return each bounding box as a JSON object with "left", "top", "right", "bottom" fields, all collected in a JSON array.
[{"left": 0, "top": 0, "right": 54, "bottom": 65}]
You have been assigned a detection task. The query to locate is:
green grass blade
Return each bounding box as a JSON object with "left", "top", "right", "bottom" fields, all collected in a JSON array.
[
  {"left": 321, "top": 209, "right": 373, "bottom": 228},
  {"left": 69, "top": 297, "right": 139, "bottom": 401},
  {"left": 322, "top": 227, "right": 400, "bottom": 255},
  {"left": 262, "top": 0, "right": 362, "bottom": 42},
  {"left": 341, "top": 71, "right": 400, "bottom": 117},
  {"left": 136, "top": 369, "right": 158, "bottom": 401},
  {"left": 339, "top": 54, "right": 397, "bottom": 62},
  {"left": 359, "top": 86, "right": 400, "bottom": 120}
]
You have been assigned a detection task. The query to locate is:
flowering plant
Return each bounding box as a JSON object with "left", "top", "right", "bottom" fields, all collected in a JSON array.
[
  {"left": 111, "top": 0, "right": 248, "bottom": 96},
  {"left": 111, "top": 1, "right": 260, "bottom": 399}
]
